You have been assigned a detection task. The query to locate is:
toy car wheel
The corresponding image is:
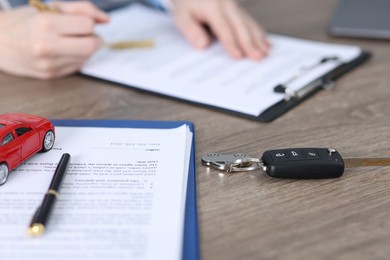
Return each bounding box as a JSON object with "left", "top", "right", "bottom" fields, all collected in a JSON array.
[
  {"left": 0, "top": 163, "right": 9, "bottom": 186},
  {"left": 42, "top": 130, "right": 55, "bottom": 152}
]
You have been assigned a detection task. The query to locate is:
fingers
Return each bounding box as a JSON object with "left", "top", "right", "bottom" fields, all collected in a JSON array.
[
  {"left": 24, "top": 2, "right": 105, "bottom": 79},
  {"left": 29, "top": 34, "right": 102, "bottom": 58},
  {"left": 35, "top": 63, "right": 84, "bottom": 79},
  {"left": 13, "top": 57, "right": 85, "bottom": 80},
  {"left": 246, "top": 15, "right": 271, "bottom": 54},
  {"left": 210, "top": 1, "right": 269, "bottom": 59},
  {"left": 222, "top": 2, "right": 268, "bottom": 59},
  {"left": 25, "top": 44, "right": 92, "bottom": 79},
  {"left": 174, "top": 12, "right": 211, "bottom": 49},
  {"left": 201, "top": 2, "right": 243, "bottom": 58},
  {"left": 34, "top": 57, "right": 85, "bottom": 79},
  {"left": 173, "top": 0, "right": 270, "bottom": 60},
  {"left": 33, "top": 13, "right": 97, "bottom": 36},
  {"left": 32, "top": 2, "right": 109, "bottom": 36},
  {"left": 50, "top": 1, "right": 109, "bottom": 23},
  {"left": 57, "top": 36, "right": 103, "bottom": 57}
]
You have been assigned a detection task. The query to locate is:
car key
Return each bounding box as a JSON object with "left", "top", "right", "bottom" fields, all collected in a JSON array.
[{"left": 201, "top": 148, "right": 390, "bottom": 179}]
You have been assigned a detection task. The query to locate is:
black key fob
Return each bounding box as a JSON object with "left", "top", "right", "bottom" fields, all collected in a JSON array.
[{"left": 261, "top": 148, "right": 345, "bottom": 179}]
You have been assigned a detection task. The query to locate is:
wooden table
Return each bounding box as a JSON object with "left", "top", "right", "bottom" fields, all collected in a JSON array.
[{"left": 1, "top": 0, "right": 390, "bottom": 259}]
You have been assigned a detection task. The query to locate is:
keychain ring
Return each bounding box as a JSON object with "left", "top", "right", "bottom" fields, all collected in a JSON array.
[{"left": 227, "top": 158, "right": 262, "bottom": 173}]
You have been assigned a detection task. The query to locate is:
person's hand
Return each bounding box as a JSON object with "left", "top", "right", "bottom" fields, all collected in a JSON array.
[
  {"left": 0, "top": 1, "right": 109, "bottom": 79},
  {"left": 171, "top": 0, "right": 270, "bottom": 60}
]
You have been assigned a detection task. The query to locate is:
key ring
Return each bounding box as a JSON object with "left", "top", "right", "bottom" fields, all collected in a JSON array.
[{"left": 201, "top": 153, "right": 266, "bottom": 173}]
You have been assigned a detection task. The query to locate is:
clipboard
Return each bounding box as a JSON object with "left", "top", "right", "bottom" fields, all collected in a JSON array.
[
  {"left": 81, "top": 4, "right": 371, "bottom": 123},
  {"left": 51, "top": 119, "right": 200, "bottom": 260}
]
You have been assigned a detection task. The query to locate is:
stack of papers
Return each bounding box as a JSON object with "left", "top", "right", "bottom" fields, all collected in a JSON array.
[{"left": 0, "top": 121, "right": 196, "bottom": 260}]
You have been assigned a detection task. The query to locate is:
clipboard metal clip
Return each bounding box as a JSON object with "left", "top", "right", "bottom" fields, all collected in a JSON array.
[
  {"left": 274, "top": 56, "right": 339, "bottom": 100},
  {"left": 275, "top": 79, "right": 336, "bottom": 100}
]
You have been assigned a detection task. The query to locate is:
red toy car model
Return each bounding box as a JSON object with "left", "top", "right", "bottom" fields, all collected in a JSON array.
[{"left": 0, "top": 113, "right": 55, "bottom": 185}]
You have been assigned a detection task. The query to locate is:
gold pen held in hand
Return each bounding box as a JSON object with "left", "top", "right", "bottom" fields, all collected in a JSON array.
[
  {"left": 29, "top": 0, "right": 155, "bottom": 50},
  {"left": 29, "top": 0, "right": 59, "bottom": 12},
  {"left": 28, "top": 153, "right": 71, "bottom": 236}
]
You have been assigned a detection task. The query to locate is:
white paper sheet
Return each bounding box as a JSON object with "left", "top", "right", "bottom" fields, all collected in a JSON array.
[
  {"left": 0, "top": 125, "right": 193, "bottom": 260},
  {"left": 82, "top": 4, "right": 362, "bottom": 117}
]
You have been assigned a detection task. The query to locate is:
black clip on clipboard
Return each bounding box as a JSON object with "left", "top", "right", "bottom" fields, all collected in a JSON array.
[{"left": 256, "top": 51, "right": 371, "bottom": 122}]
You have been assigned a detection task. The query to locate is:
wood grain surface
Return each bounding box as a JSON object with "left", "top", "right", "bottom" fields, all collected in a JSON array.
[{"left": 1, "top": 0, "right": 390, "bottom": 259}]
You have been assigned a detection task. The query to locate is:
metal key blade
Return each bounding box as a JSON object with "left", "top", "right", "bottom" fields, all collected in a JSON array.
[{"left": 344, "top": 158, "right": 390, "bottom": 168}]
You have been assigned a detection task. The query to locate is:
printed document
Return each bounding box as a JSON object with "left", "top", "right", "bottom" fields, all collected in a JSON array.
[
  {"left": 82, "top": 4, "right": 362, "bottom": 116},
  {"left": 0, "top": 125, "right": 193, "bottom": 260}
]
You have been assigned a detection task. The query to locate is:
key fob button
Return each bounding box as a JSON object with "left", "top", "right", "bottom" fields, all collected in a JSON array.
[
  {"left": 287, "top": 150, "right": 305, "bottom": 160},
  {"left": 270, "top": 151, "right": 290, "bottom": 161},
  {"left": 303, "top": 149, "right": 321, "bottom": 160}
]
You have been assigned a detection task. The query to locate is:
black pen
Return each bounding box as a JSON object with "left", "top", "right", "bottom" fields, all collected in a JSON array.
[{"left": 28, "top": 153, "right": 71, "bottom": 236}]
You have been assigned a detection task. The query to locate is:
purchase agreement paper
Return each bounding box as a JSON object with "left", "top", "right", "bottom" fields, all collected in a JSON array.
[
  {"left": 0, "top": 124, "right": 193, "bottom": 260},
  {"left": 82, "top": 4, "right": 362, "bottom": 117}
]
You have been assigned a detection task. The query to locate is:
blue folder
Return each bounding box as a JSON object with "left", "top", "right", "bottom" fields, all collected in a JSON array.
[{"left": 51, "top": 119, "right": 200, "bottom": 260}]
